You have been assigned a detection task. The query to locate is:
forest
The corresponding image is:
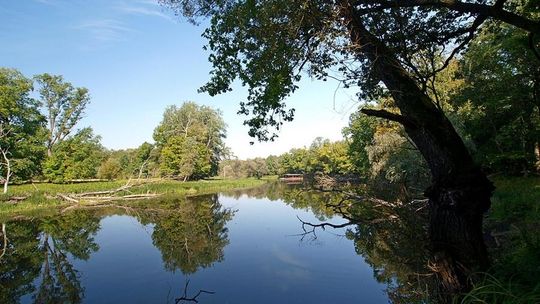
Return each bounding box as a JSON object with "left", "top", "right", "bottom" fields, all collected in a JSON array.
[{"left": 1, "top": 0, "right": 539, "bottom": 303}]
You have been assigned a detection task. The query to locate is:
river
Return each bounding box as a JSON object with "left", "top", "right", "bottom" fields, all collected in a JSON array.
[{"left": 1, "top": 182, "right": 431, "bottom": 303}]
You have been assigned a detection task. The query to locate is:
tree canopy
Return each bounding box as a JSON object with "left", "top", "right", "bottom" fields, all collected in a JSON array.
[
  {"left": 34, "top": 73, "right": 90, "bottom": 157},
  {"left": 154, "top": 102, "right": 227, "bottom": 180},
  {"left": 0, "top": 68, "right": 46, "bottom": 192}
]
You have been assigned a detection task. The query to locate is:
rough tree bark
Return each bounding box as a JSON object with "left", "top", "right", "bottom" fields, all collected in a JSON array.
[{"left": 339, "top": 0, "right": 494, "bottom": 294}]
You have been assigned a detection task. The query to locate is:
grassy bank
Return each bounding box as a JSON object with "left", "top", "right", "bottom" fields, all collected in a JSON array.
[
  {"left": 461, "top": 176, "right": 540, "bottom": 303},
  {"left": 0, "top": 177, "right": 273, "bottom": 217}
]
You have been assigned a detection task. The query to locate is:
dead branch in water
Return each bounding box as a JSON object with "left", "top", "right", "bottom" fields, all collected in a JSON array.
[
  {"left": 175, "top": 280, "right": 215, "bottom": 303},
  {"left": 294, "top": 215, "right": 354, "bottom": 241}
]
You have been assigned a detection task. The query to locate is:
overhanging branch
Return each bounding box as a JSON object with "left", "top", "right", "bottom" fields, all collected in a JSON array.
[
  {"left": 355, "top": 0, "right": 540, "bottom": 34},
  {"left": 360, "top": 108, "right": 416, "bottom": 127}
]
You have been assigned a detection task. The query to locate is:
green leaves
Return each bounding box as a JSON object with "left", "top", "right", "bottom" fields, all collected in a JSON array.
[
  {"left": 154, "top": 102, "right": 227, "bottom": 180},
  {"left": 42, "top": 128, "right": 105, "bottom": 183},
  {"left": 0, "top": 68, "right": 47, "bottom": 186},
  {"left": 34, "top": 73, "right": 90, "bottom": 155}
]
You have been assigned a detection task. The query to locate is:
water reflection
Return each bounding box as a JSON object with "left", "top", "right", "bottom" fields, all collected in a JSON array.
[
  {"left": 0, "top": 182, "right": 436, "bottom": 303},
  {"left": 1, "top": 194, "right": 233, "bottom": 303},
  {"left": 146, "top": 194, "right": 233, "bottom": 274},
  {"left": 0, "top": 211, "right": 100, "bottom": 303},
  {"left": 228, "top": 182, "right": 437, "bottom": 302}
]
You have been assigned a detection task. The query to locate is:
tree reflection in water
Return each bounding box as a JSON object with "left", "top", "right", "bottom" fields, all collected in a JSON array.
[
  {"left": 142, "top": 194, "right": 234, "bottom": 274},
  {"left": 240, "top": 182, "right": 441, "bottom": 303},
  {"left": 1, "top": 183, "right": 440, "bottom": 303},
  {"left": 0, "top": 211, "right": 100, "bottom": 304},
  {"left": 0, "top": 194, "right": 233, "bottom": 303}
]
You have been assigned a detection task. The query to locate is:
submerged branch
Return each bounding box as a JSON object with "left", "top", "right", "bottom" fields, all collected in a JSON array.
[{"left": 175, "top": 280, "right": 215, "bottom": 303}]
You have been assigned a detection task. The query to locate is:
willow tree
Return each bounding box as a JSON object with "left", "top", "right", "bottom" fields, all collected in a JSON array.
[{"left": 159, "top": 0, "right": 540, "bottom": 293}]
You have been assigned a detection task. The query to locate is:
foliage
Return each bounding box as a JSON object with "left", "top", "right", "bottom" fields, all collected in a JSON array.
[
  {"left": 0, "top": 68, "right": 47, "bottom": 190},
  {"left": 343, "top": 111, "right": 378, "bottom": 174},
  {"left": 158, "top": 0, "right": 492, "bottom": 143},
  {"left": 150, "top": 194, "right": 233, "bottom": 274},
  {"left": 97, "top": 142, "right": 158, "bottom": 180},
  {"left": 160, "top": 136, "right": 212, "bottom": 180},
  {"left": 42, "top": 128, "right": 105, "bottom": 183},
  {"left": 34, "top": 73, "right": 90, "bottom": 156},
  {"left": 154, "top": 102, "right": 227, "bottom": 179},
  {"left": 450, "top": 19, "right": 540, "bottom": 174},
  {"left": 97, "top": 157, "right": 122, "bottom": 180}
]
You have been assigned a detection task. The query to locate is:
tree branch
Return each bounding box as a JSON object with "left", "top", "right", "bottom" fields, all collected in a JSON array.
[
  {"left": 175, "top": 280, "right": 215, "bottom": 303},
  {"left": 360, "top": 108, "right": 416, "bottom": 128},
  {"left": 355, "top": 0, "right": 540, "bottom": 34}
]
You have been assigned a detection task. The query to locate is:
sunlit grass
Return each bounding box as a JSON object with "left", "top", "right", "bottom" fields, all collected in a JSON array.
[{"left": 0, "top": 177, "right": 273, "bottom": 218}]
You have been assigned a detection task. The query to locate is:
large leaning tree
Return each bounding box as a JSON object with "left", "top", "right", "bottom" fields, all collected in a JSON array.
[{"left": 159, "top": 0, "right": 540, "bottom": 293}]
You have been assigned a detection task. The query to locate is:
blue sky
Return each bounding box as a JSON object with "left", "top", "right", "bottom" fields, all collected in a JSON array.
[{"left": 0, "top": 0, "right": 359, "bottom": 159}]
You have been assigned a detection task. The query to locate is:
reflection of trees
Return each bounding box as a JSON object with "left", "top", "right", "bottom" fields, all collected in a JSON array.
[
  {"left": 149, "top": 194, "right": 233, "bottom": 274},
  {"left": 265, "top": 183, "right": 438, "bottom": 303},
  {"left": 344, "top": 202, "right": 438, "bottom": 303},
  {"left": 0, "top": 211, "right": 100, "bottom": 303},
  {"left": 225, "top": 182, "right": 338, "bottom": 220},
  {"left": 0, "top": 221, "right": 42, "bottom": 303}
]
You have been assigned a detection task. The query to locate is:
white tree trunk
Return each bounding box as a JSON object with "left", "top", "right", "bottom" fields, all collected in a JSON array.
[{"left": 1, "top": 149, "right": 11, "bottom": 194}]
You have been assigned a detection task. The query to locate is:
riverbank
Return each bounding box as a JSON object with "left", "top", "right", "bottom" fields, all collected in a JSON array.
[
  {"left": 0, "top": 177, "right": 274, "bottom": 218},
  {"left": 465, "top": 176, "right": 540, "bottom": 303}
]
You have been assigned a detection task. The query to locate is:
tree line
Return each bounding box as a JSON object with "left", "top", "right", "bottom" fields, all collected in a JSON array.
[{"left": 0, "top": 68, "right": 229, "bottom": 192}]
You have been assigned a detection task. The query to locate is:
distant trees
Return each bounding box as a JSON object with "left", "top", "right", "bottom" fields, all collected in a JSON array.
[
  {"left": 34, "top": 74, "right": 90, "bottom": 157},
  {"left": 154, "top": 102, "right": 227, "bottom": 180},
  {"left": 218, "top": 138, "right": 355, "bottom": 178},
  {"left": 0, "top": 68, "right": 46, "bottom": 193},
  {"left": 97, "top": 142, "right": 158, "bottom": 180}
]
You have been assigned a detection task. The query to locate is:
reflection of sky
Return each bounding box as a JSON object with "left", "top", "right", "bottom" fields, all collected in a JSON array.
[{"left": 21, "top": 194, "right": 388, "bottom": 304}]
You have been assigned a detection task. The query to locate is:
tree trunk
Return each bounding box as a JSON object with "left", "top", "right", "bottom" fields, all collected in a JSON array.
[
  {"left": 339, "top": 1, "right": 494, "bottom": 295},
  {"left": 1, "top": 149, "right": 11, "bottom": 194}
]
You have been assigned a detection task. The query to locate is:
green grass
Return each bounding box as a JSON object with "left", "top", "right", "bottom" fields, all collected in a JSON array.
[{"left": 0, "top": 177, "right": 271, "bottom": 218}]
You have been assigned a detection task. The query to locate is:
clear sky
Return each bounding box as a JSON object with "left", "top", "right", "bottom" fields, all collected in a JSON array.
[{"left": 0, "top": 0, "right": 359, "bottom": 159}]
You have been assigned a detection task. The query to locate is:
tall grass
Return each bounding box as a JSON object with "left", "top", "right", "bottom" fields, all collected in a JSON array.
[{"left": 459, "top": 273, "right": 540, "bottom": 304}]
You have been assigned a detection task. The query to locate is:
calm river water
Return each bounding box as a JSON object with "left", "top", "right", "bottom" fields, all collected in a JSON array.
[{"left": 0, "top": 183, "right": 406, "bottom": 303}]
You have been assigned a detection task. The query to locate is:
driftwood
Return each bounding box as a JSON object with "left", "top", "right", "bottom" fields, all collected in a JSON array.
[{"left": 55, "top": 180, "right": 162, "bottom": 209}]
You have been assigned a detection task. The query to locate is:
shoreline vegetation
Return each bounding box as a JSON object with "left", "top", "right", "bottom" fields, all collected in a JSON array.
[{"left": 0, "top": 177, "right": 276, "bottom": 219}]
